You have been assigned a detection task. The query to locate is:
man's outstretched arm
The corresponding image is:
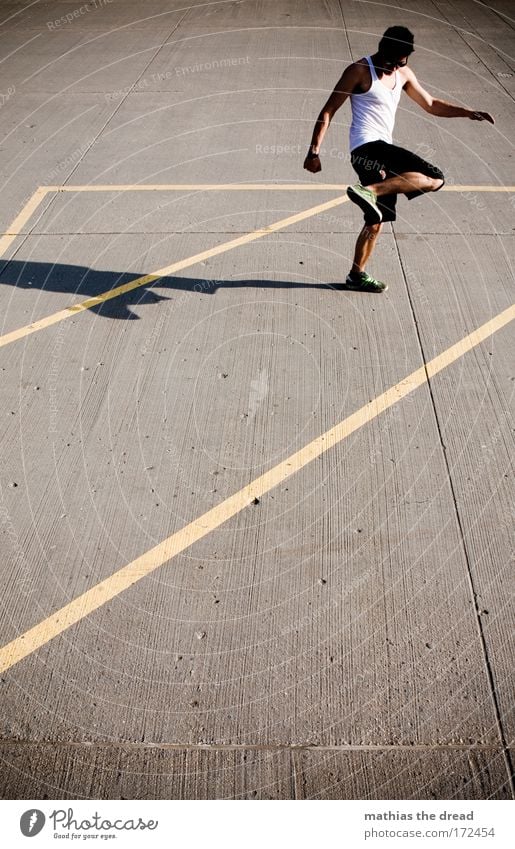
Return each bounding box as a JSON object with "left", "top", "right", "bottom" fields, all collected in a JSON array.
[
  {"left": 404, "top": 67, "right": 494, "bottom": 123},
  {"left": 304, "top": 63, "right": 362, "bottom": 173}
]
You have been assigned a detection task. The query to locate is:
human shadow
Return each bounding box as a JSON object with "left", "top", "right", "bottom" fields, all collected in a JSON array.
[{"left": 0, "top": 259, "right": 345, "bottom": 321}]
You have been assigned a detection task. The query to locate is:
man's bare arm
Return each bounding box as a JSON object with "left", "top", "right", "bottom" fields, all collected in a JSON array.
[
  {"left": 403, "top": 67, "right": 494, "bottom": 123},
  {"left": 304, "top": 63, "right": 363, "bottom": 172}
]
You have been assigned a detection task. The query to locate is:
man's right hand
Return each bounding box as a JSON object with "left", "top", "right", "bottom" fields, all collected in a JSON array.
[
  {"left": 304, "top": 154, "right": 322, "bottom": 173},
  {"left": 470, "top": 110, "right": 495, "bottom": 124}
]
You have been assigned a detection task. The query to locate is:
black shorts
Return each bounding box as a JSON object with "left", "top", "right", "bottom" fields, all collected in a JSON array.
[{"left": 350, "top": 140, "right": 445, "bottom": 223}]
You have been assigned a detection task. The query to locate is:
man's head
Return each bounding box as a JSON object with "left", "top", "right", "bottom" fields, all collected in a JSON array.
[{"left": 377, "top": 26, "right": 414, "bottom": 69}]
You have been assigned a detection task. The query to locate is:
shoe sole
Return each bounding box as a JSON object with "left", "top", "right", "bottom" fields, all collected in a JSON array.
[{"left": 346, "top": 186, "right": 383, "bottom": 224}]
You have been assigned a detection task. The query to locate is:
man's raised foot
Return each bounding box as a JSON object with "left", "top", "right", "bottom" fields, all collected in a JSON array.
[{"left": 346, "top": 183, "right": 383, "bottom": 224}]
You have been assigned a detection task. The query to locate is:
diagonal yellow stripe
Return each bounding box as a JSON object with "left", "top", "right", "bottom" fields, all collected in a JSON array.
[
  {"left": 0, "top": 187, "right": 50, "bottom": 259},
  {"left": 0, "top": 194, "right": 349, "bottom": 350},
  {"left": 0, "top": 302, "right": 513, "bottom": 673}
]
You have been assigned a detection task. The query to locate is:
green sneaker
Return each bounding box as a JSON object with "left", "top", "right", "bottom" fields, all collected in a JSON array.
[
  {"left": 347, "top": 183, "right": 383, "bottom": 223},
  {"left": 344, "top": 271, "right": 388, "bottom": 293}
]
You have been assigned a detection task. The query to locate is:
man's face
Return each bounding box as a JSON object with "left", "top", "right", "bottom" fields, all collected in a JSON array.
[{"left": 382, "top": 55, "right": 409, "bottom": 74}]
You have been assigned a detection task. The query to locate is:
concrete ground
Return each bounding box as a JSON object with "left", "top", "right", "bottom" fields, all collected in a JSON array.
[{"left": 0, "top": 0, "right": 513, "bottom": 800}]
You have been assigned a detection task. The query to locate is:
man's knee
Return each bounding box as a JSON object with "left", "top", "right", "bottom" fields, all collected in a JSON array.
[
  {"left": 364, "top": 222, "right": 382, "bottom": 236},
  {"left": 431, "top": 176, "right": 445, "bottom": 192},
  {"left": 418, "top": 174, "right": 441, "bottom": 192},
  {"left": 427, "top": 165, "right": 445, "bottom": 192}
]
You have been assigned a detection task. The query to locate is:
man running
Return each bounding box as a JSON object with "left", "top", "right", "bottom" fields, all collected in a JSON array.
[{"left": 304, "top": 26, "right": 494, "bottom": 292}]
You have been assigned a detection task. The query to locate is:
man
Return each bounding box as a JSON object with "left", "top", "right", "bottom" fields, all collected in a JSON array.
[{"left": 304, "top": 26, "right": 494, "bottom": 292}]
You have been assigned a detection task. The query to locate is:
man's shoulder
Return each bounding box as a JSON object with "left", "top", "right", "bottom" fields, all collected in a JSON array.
[
  {"left": 339, "top": 58, "right": 369, "bottom": 90},
  {"left": 399, "top": 64, "right": 416, "bottom": 87},
  {"left": 349, "top": 57, "right": 369, "bottom": 75}
]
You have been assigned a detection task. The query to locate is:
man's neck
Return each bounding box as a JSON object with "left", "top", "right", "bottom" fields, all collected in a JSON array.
[{"left": 371, "top": 52, "right": 394, "bottom": 78}]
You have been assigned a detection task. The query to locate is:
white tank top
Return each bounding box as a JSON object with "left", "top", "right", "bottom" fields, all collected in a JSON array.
[{"left": 349, "top": 56, "right": 402, "bottom": 151}]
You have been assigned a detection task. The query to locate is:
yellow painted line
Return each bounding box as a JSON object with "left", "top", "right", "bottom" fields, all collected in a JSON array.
[
  {"left": 0, "top": 187, "right": 50, "bottom": 259},
  {"left": 1, "top": 184, "right": 512, "bottom": 260},
  {"left": 0, "top": 193, "right": 350, "bottom": 349},
  {"left": 40, "top": 183, "right": 515, "bottom": 192},
  {"left": 441, "top": 186, "right": 515, "bottom": 192},
  {"left": 42, "top": 184, "right": 350, "bottom": 192},
  {"left": 1, "top": 302, "right": 513, "bottom": 673},
  {"left": 1, "top": 182, "right": 513, "bottom": 351}
]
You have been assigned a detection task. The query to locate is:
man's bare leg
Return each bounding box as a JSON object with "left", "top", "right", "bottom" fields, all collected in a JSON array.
[
  {"left": 347, "top": 171, "right": 444, "bottom": 232},
  {"left": 351, "top": 222, "right": 382, "bottom": 273},
  {"left": 368, "top": 171, "right": 444, "bottom": 197},
  {"left": 344, "top": 171, "right": 443, "bottom": 291},
  {"left": 345, "top": 221, "right": 387, "bottom": 291}
]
